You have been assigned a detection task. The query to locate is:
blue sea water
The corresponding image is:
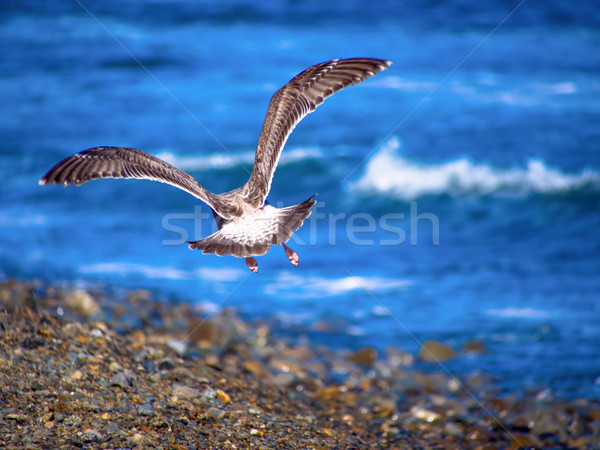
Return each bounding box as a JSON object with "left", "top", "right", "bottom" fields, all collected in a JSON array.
[{"left": 1, "top": 0, "right": 600, "bottom": 398}]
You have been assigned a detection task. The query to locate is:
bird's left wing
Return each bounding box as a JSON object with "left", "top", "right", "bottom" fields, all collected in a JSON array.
[{"left": 40, "top": 146, "right": 229, "bottom": 215}]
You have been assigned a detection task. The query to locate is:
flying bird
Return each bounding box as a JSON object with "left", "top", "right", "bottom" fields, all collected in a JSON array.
[{"left": 40, "top": 57, "right": 391, "bottom": 272}]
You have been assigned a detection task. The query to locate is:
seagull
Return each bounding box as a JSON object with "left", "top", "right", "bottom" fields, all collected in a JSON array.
[{"left": 40, "top": 57, "right": 391, "bottom": 272}]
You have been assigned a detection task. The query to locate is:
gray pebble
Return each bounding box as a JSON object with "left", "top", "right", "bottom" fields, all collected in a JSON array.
[
  {"left": 208, "top": 407, "right": 225, "bottom": 419},
  {"left": 89, "top": 328, "right": 103, "bottom": 338},
  {"left": 110, "top": 372, "right": 131, "bottom": 389},
  {"left": 106, "top": 422, "right": 121, "bottom": 435},
  {"left": 138, "top": 403, "right": 154, "bottom": 417},
  {"left": 143, "top": 359, "right": 155, "bottom": 372},
  {"left": 167, "top": 339, "right": 187, "bottom": 356},
  {"left": 200, "top": 387, "right": 217, "bottom": 404},
  {"left": 172, "top": 383, "right": 201, "bottom": 399},
  {"left": 64, "top": 415, "right": 82, "bottom": 427},
  {"left": 133, "top": 349, "right": 149, "bottom": 363},
  {"left": 157, "top": 358, "right": 175, "bottom": 370},
  {"left": 81, "top": 428, "right": 102, "bottom": 443},
  {"left": 443, "top": 421, "right": 464, "bottom": 437},
  {"left": 62, "top": 322, "right": 86, "bottom": 338}
]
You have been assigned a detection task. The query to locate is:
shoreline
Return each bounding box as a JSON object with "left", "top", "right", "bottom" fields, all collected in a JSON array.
[{"left": 0, "top": 278, "right": 598, "bottom": 448}]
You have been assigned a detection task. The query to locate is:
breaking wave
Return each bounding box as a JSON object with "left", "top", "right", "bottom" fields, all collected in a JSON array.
[{"left": 353, "top": 137, "right": 600, "bottom": 200}]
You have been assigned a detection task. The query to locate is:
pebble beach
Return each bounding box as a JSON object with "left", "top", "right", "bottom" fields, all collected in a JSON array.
[{"left": 1, "top": 278, "right": 598, "bottom": 448}]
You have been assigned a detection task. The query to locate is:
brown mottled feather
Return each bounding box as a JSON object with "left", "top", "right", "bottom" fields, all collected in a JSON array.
[
  {"left": 241, "top": 58, "right": 392, "bottom": 206},
  {"left": 39, "top": 146, "right": 237, "bottom": 217}
]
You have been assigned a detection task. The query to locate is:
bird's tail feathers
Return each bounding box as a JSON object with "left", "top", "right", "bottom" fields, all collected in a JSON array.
[
  {"left": 269, "top": 194, "right": 317, "bottom": 246},
  {"left": 187, "top": 194, "right": 317, "bottom": 258}
]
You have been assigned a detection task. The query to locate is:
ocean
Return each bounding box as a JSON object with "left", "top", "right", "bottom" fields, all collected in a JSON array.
[{"left": 1, "top": 0, "right": 599, "bottom": 398}]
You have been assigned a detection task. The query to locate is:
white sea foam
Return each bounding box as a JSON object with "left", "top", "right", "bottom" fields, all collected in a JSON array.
[
  {"left": 195, "top": 300, "right": 222, "bottom": 315},
  {"left": 375, "top": 76, "right": 438, "bottom": 93},
  {"left": 476, "top": 81, "right": 579, "bottom": 107},
  {"left": 0, "top": 214, "right": 47, "bottom": 227},
  {"left": 379, "top": 75, "right": 581, "bottom": 107},
  {"left": 346, "top": 325, "right": 366, "bottom": 336},
  {"left": 353, "top": 137, "right": 600, "bottom": 200},
  {"left": 155, "top": 146, "right": 321, "bottom": 172},
  {"left": 79, "top": 262, "right": 244, "bottom": 281},
  {"left": 264, "top": 271, "right": 411, "bottom": 298},
  {"left": 371, "top": 305, "right": 392, "bottom": 316},
  {"left": 156, "top": 151, "right": 251, "bottom": 171},
  {"left": 485, "top": 307, "right": 552, "bottom": 319}
]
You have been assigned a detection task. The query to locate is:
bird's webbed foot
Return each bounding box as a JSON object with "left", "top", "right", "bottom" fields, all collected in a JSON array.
[
  {"left": 246, "top": 257, "right": 258, "bottom": 273},
  {"left": 282, "top": 243, "right": 299, "bottom": 267}
]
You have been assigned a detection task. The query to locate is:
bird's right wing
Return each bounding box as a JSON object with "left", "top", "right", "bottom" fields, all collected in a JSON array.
[
  {"left": 39, "top": 146, "right": 237, "bottom": 217},
  {"left": 240, "top": 58, "right": 392, "bottom": 207}
]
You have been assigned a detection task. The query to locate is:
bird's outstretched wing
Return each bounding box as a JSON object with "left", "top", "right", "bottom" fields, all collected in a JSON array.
[
  {"left": 39, "top": 146, "right": 237, "bottom": 217},
  {"left": 241, "top": 57, "right": 392, "bottom": 207}
]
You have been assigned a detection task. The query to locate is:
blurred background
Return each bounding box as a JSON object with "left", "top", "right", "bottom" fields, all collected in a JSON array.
[{"left": 1, "top": 0, "right": 599, "bottom": 398}]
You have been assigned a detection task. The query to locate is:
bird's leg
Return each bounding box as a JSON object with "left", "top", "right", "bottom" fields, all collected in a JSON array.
[
  {"left": 282, "top": 243, "right": 299, "bottom": 267},
  {"left": 246, "top": 257, "right": 258, "bottom": 273}
]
